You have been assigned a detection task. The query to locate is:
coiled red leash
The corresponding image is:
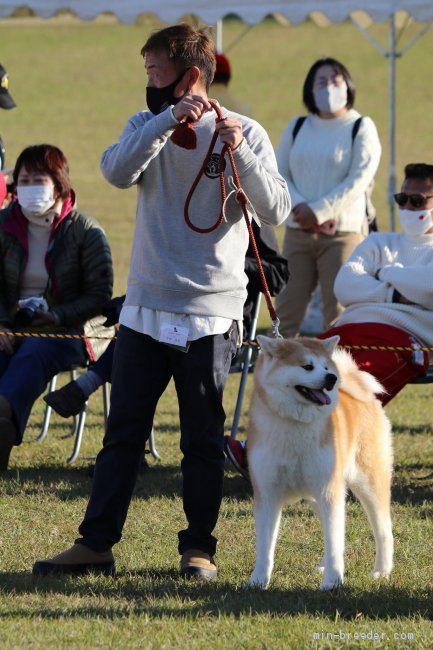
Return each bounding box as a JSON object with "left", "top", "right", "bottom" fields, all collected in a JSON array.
[{"left": 171, "top": 99, "right": 281, "bottom": 337}]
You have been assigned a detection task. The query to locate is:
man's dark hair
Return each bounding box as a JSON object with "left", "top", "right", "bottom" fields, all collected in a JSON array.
[
  {"left": 141, "top": 23, "right": 216, "bottom": 91},
  {"left": 404, "top": 163, "right": 433, "bottom": 183},
  {"left": 303, "top": 57, "right": 356, "bottom": 115}
]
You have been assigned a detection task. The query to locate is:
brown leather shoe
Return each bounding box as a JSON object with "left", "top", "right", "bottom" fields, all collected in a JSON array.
[
  {"left": 180, "top": 549, "right": 217, "bottom": 580},
  {"left": 32, "top": 543, "right": 115, "bottom": 576},
  {"left": 0, "top": 415, "right": 17, "bottom": 471}
]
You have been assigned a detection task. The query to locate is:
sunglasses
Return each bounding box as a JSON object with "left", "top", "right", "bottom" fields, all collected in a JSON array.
[{"left": 394, "top": 192, "right": 433, "bottom": 209}]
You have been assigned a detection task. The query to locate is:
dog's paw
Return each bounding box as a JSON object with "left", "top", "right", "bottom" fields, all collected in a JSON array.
[
  {"left": 247, "top": 572, "right": 269, "bottom": 590},
  {"left": 371, "top": 569, "right": 392, "bottom": 580},
  {"left": 320, "top": 573, "right": 343, "bottom": 591}
]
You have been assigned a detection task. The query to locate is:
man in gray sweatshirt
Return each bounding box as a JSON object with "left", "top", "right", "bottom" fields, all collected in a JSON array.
[{"left": 33, "top": 23, "right": 290, "bottom": 580}]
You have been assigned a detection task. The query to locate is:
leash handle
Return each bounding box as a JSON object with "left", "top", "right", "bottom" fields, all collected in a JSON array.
[{"left": 180, "top": 99, "right": 280, "bottom": 333}]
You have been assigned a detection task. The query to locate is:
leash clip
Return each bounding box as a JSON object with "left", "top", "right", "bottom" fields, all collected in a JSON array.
[{"left": 271, "top": 318, "right": 283, "bottom": 339}]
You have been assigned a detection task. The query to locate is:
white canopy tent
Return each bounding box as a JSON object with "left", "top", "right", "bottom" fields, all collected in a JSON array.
[
  {"left": 1, "top": 1, "right": 433, "bottom": 25},
  {"left": 1, "top": 1, "right": 432, "bottom": 228}
]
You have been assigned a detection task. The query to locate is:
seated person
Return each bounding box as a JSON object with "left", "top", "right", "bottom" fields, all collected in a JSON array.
[
  {"left": 45, "top": 222, "right": 289, "bottom": 418},
  {"left": 226, "top": 162, "right": 433, "bottom": 478},
  {"left": 0, "top": 144, "right": 113, "bottom": 470}
]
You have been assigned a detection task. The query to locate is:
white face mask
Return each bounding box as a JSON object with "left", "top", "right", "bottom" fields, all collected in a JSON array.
[
  {"left": 17, "top": 184, "right": 55, "bottom": 217},
  {"left": 313, "top": 84, "right": 348, "bottom": 114},
  {"left": 398, "top": 208, "right": 433, "bottom": 236}
]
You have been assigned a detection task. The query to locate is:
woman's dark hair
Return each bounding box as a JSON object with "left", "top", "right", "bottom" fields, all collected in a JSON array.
[
  {"left": 13, "top": 144, "right": 71, "bottom": 198},
  {"left": 303, "top": 57, "right": 356, "bottom": 115}
]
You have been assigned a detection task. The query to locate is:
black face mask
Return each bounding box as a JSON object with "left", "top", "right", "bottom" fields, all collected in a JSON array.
[{"left": 146, "top": 70, "right": 188, "bottom": 115}]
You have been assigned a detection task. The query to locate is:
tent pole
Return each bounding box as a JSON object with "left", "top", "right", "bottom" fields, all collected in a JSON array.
[
  {"left": 388, "top": 13, "right": 397, "bottom": 231},
  {"left": 216, "top": 19, "right": 223, "bottom": 52}
]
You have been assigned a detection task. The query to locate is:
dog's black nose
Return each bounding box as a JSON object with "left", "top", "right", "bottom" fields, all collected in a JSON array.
[{"left": 324, "top": 373, "right": 338, "bottom": 391}]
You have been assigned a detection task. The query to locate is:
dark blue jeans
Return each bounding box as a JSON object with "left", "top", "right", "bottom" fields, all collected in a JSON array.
[
  {"left": 0, "top": 334, "right": 87, "bottom": 441},
  {"left": 77, "top": 323, "right": 238, "bottom": 557}
]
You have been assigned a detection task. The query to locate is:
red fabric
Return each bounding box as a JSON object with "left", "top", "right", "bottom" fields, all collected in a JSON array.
[
  {"left": 319, "top": 322, "right": 429, "bottom": 405},
  {"left": 0, "top": 172, "right": 6, "bottom": 205},
  {"left": 215, "top": 53, "right": 231, "bottom": 76}
]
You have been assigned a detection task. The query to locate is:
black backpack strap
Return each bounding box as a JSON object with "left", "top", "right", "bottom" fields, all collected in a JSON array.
[
  {"left": 351, "top": 117, "right": 363, "bottom": 142},
  {"left": 292, "top": 116, "right": 307, "bottom": 143},
  {"left": 0, "top": 135, "right": 5, "bottom": 171}
]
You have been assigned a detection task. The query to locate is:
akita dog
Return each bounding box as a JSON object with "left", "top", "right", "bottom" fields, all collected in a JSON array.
[{"left": 247, "top": 335, "right": 393, "bottom": 591}]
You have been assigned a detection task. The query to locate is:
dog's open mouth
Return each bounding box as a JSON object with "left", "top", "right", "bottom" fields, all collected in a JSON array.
[{"left": 295, "top": 385, "right": 331, "bottom": 406}]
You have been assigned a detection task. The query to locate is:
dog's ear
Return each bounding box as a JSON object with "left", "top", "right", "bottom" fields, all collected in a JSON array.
[
  {"left": 257, "top": 334, "right": 279, "bottom": 357},
  {"left": 321, "top": 335, "right": 340, "bottom": 355}
]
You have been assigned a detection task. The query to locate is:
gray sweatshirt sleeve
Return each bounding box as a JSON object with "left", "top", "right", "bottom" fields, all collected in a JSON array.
[
  {"left": 231, "top": 119, "right": 291, "bottom": 227},
  {"left": 100, "top": 109, "right": 179, "bottom": 188}
]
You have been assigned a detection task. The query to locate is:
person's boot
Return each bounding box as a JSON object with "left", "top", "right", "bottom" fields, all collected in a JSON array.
[
  {"left": 33, "top": 543, "right": 115, "bottom": 576},
  {"left": 43, "top": 380, "right": 86, "bottom": 418},
  {"left": 0, "top": 396, "right": 17, "bottom": 471},
  {"left": 180, "top": 549, "right": 217, "bottom": 580}
]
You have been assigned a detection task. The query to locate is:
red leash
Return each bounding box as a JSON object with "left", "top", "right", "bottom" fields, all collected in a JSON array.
[{"left": 171, "top": 99, "right": 281, "bottom": 337}]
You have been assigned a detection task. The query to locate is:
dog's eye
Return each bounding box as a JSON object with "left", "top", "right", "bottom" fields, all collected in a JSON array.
[{"left": 302, "top": 364, "right": 314, "bottom": 371}]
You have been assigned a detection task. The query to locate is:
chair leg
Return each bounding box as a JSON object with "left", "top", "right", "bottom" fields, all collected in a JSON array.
[
  {"left": 230, "top": 292, "right": 262, "bottom": 439},
  {"left": 67, "top": 401, "right": 88, "bottom": 464},
  {"left": 230, "top": 345, "right": 254, "bottom": 439},
  {"left": 37, "top": 374, "right": 58, "bottom": 442},
  {"left": 102, "top": 381, "right": 110, "bottom": 425},
  {"left": 148, "top": 427, "right": 161, "bottom": 461}
]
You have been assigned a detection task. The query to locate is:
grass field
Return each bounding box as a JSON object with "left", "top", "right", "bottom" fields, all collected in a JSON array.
[{"left": 0, "top": 13, "right": 433, "bottom": 650}]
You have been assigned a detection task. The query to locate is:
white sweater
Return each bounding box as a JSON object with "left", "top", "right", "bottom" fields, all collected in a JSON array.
[
  {"left": 334, "top": 231, "right": 433, "bottom": 346},
  {"left": 276, "top": 109, "right": 381, "bottom": 232}
]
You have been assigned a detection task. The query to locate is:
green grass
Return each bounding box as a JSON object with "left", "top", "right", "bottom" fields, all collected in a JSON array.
[
  {"left": 0, "top": 14, "right": 433, "bottom": 649},
  {"left": 1, "top": 374, "right": 433, "bottom": 648}
]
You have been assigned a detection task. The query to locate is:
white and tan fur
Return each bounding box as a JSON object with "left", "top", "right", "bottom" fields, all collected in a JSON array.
[{"left": 247, "top": 335, "right": 393, "bottom": 591}]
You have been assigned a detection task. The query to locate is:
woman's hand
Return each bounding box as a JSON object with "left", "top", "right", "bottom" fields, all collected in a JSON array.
[
  {"left": 31, "top": 310, "right": 56, "bottom": 327},
  {"left": 0, "top": 326, "right": 15, "bottom": 355},
  {"left": 292, "top": 203, "right": 318, "bottom": 232}
]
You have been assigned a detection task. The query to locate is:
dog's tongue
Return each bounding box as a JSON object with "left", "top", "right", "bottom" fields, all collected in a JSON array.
[{"left": 311, "top": 389, "right": 331, "bottom": 405}]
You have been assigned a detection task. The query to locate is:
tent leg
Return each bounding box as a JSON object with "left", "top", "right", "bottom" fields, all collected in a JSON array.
[{"left": 388, "top": 13, "right": 397, "bottom": 231}]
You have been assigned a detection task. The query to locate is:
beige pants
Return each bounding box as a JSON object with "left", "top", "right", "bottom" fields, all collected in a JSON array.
[{"left": 275, "top": 228, "right": 364, "bottom": 338}]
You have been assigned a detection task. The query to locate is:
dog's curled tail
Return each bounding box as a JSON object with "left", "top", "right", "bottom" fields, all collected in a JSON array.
[{"left": 333, "top": 347, "right": 386, "bottom": 402}]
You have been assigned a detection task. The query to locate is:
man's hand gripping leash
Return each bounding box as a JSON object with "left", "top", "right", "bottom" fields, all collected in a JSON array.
[{"left": 170, "top": 99, "right": 282, "bottom": 339}]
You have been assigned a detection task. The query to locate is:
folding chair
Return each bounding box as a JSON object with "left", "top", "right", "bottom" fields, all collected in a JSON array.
[
  {"left": 229, "top": 292, "right": 262, "bottom": 439},
  {"left": 409, "top": 364, "right": 433, "bottom": 385},
  {"left": 38, "top": 369, "right": 160, "bottom": 464}
]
